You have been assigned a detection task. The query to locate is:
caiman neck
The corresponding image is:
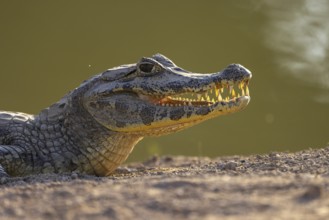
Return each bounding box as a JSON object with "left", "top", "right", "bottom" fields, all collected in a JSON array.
[{"left": 35, "top": 95, "right": 143, "bottom": 176}]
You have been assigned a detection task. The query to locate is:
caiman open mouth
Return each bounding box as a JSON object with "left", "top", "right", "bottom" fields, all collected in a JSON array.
[{"left": 138, "top": 80, "right": 250, "bottom": 107}]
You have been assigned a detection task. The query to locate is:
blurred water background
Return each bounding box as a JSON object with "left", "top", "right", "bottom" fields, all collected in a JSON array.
[{"left": 0, "top": 1, "right": 328, "bottom": 162}]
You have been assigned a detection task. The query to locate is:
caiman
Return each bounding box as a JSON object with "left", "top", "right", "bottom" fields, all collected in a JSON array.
[{"left": 0, "top": 54, "right": 251, "bottom": 177}]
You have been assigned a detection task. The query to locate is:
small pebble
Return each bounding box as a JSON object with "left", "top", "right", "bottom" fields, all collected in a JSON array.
[
  {"left": 298, "top": 185, "right": 322, "bottom": 202},
  {"left": 0, "top": 176, "right": 8, "bottom": 184},
  {"left": 71, "top": 172, "right": 78, "bottom": 179}
]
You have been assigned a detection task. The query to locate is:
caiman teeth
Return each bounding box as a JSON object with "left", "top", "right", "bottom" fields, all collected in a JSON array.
[
  {"left": 150, "top": 80, "right": 250, "bottom": 107},
  {"left": 246, "top": 86, "right": 250, "bottom": 96}
]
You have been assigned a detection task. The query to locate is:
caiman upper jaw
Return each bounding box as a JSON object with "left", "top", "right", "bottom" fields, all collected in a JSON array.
[{"left": 137, "top": 63, "right": 251, "bottom": 108}]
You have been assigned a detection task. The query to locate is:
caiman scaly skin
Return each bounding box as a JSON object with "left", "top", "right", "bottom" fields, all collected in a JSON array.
[{"left": 0, "top": 54, "right": 252, "bottom": 177}]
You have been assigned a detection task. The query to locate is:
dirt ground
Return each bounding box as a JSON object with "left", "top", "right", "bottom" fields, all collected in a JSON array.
[{"left": 1, "top": 147, "right": 329, "bottom": 220}]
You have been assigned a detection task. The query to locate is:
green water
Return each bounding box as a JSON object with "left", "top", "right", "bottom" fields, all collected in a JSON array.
[{"left": 0, "top": 1, "right": 328, "bottom": 162}]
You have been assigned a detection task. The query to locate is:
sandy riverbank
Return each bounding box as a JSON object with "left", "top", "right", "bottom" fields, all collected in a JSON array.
[{"left": 1, "top": 147, "right": 329, "bottom": 219}]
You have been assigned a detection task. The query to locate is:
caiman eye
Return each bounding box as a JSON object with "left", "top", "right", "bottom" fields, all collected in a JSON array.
[
  {"left": 138, "top": 62, "right": 162, "bottom": 76},
  {"left": 139, "top": 63, "right": 154, "bottom": 73}
]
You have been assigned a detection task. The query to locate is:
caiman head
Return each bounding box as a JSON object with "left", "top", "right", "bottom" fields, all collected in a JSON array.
[{"left": 83, "top": 54, "right": 252, "bottom": 136}]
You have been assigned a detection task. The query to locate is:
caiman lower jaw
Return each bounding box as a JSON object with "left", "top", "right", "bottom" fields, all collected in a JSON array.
[{"left": 138, "top": 80, "right": 250, "bottom": 108}]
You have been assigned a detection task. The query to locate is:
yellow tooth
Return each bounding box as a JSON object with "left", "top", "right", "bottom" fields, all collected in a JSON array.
[
  {"left": 220, "top": 87, "right": 224, "bottom": 93},
  {"left": 242, "top": 89, "right": 245, "bottom": 96},
  {"left": 229, "top": 85, "right": 233, "bottom": 94},
  {"left": 232, "top": 89, "right": 236, "bottom": 98},
  {"left": 246, "top": 86, "right": 250, "bottom": 96},
  {"left": 201, "top": 97, "right": 205, "bottom": 101},
  {"left": 215, "top": 88, "right": 219, "bottom": 97},
  {"left": 239, "top": 82, "right": 243, "bottom": 91},
  {"left": 218, "top": 93, "right": 222, "bottom": 101},
  {"left": 206, "top": 95, "right": 211, "bottom": 101},
  {"left": 239, "top": 82, "right": 244, "bottom": 90},
  {"left": 197, "top": 94, "right": 201, "bottom": 100},
  {"left": 237, "top": 92, "right": 241, "bottom": 97}
]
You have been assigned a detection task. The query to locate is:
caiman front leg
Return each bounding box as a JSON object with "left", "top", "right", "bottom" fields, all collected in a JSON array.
[
  {"left": 0, "top": 164, "right": 9, "bottom": 177},
  {"left": 0, "top": 145, "right": 13, "bottom": 177},
  {"left": 0, "top": 145, "right": 33, "bottom": 177}
]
